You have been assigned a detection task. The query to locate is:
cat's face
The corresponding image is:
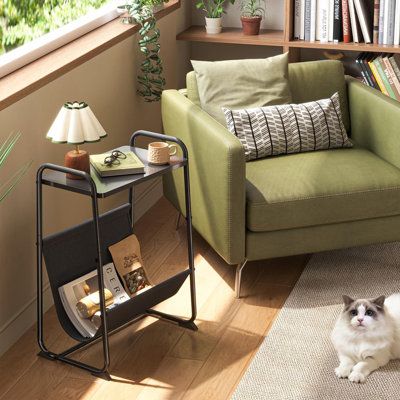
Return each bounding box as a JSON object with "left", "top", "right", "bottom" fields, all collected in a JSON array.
[{"left": 342, "top": 295, "right": 386, "bottom": 331}]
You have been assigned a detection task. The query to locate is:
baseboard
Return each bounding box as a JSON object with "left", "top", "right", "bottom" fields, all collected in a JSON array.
[{"left": 0, "top": 179, "right": 163, "bottom": 357}]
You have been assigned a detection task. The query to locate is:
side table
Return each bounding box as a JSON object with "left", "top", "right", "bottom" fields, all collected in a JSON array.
[{"left": 36, "top": 130, "right": 197, "bottom": 380}]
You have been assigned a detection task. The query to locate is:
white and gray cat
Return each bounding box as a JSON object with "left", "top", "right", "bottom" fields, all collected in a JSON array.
[{"left": 331, "top": 294, "right": 400, "bottom": 383}]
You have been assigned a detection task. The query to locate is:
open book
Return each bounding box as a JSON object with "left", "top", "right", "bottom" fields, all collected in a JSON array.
[{"left": 58, "top": 263, "right": 130, "bottom": 338}]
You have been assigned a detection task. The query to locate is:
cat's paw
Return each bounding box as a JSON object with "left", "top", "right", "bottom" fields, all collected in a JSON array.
[
  {"left": 335, "top": 366, "right": 352, "bottom": 378},
  {"left": 349, "top": 371, "right": 366, "bottom": 383}
]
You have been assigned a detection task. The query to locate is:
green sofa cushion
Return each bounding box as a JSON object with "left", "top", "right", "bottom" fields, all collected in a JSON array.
[
  {"left": 190, "top": 53, "right": 292, "bottom": 125},
  {"left": 186, "top": 59, "right": 350, "bottom": 132},
  {"left": 246, "top": 147, "right": 400, "bottom": 232}
]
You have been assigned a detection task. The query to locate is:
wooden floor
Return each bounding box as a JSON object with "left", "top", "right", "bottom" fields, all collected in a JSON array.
[{"left": 0, "top": 197, "right": 308, "bottom": 400}]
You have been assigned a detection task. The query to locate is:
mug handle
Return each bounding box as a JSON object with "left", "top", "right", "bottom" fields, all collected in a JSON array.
[{"left": 169, "top": 144, "right": 177, "bottom": 156}]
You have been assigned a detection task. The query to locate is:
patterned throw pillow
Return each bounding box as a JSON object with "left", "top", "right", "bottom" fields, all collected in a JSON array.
[{"left": 223, "top": 92, "right": 352, "bottom": 161}]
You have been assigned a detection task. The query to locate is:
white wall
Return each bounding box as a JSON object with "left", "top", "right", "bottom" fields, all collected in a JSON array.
[{"left": 0, "top": 1, "right": 192, "bottom": 356}]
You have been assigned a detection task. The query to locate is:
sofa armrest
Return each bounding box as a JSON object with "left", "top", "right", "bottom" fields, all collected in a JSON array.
[
  {"left": 161, "top": 89, "right": 246, "bottom": 265},
  {"left": 347, "top": 76, "right": 400, "bottom": 169}
]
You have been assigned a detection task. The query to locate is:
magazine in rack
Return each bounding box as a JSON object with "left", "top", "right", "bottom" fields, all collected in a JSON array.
[{"left": 58, "top": 263, "right": 130, "bottom": 338}]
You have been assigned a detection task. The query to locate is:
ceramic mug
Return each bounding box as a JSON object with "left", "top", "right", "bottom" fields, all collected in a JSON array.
[{"left": 148, "top": 141, "right": 177, "bottom": 165}]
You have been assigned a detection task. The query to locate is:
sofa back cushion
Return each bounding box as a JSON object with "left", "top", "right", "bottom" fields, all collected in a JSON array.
[
  {"left": 190, "top": 53, "right": 292, "bottom": 125},
  {"left": 186, "top": 59, "right": 350, "bottom": 132}
]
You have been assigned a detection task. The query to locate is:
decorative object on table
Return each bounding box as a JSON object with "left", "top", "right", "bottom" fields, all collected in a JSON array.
[
  {"left": 196, "top": 0, "right": 236, "bottom": 34},
  {"left": 58, "top": 262, "right": 130, "bottom": 338},
  {"left": 90, "top": 149, "right": 145, "bottom": 177},
  {"left": 239, "top": 0, "right": 266, "bottom": 35},
  {"left": 0, "top": 132, "right": 31, "bottom": 203},
  {"left": 46, "top": 101, "right": 107, "bottom": 180},
  {"left": 147, "top": 141, "right": 177, "bottom": 165},
  {"left": 109, "top": 234, "right": 151, "bottom": 296},
  {"left": 123, "top": 0, "right": 168, "bottom": 102}
]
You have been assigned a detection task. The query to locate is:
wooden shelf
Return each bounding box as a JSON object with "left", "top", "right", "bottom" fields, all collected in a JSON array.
[
  {"left": 177, "top": 0, "right": 400, "bottom": 59},
  {"left": 177, "top": 24, "right": 400, "bottom": 55},
  {"left": 177, "top": 26, "right": 285, "bottom": 47},
  {"left": 289, "top": 40, "right": 400, "bottom": 54}
]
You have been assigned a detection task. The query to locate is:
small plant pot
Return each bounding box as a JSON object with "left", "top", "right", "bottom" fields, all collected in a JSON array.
[
  {"left": 205, "top": 17, "right": 222, "bottom": 34},
  {"left": 241, "top": 16, "right": 262, "bottom": 35}
]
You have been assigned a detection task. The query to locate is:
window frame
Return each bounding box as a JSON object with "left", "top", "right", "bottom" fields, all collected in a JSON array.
[{"left": 0, "top": 1, "right": 124, "bottom": 79}]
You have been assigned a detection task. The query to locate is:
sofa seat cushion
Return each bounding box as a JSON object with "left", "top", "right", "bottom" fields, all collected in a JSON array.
[{"left": 246, "top": 147, "right": 400, "bottom": 232}]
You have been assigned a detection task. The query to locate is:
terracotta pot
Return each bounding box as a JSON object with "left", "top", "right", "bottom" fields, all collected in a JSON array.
[{"left": 241, "top": 16, "right": 262, "bottom": 35}]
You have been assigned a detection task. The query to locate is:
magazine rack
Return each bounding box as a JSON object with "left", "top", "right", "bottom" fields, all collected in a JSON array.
[{"left": 36, "top": 130, "right": 197, "bottom": 380}]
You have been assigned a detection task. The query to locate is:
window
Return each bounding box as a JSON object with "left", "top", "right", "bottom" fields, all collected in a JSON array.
[{"left": 0, "top": 0, "right": 123, "bottom": 78}]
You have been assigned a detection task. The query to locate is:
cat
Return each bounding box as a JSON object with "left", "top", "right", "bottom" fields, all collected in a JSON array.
[{"left": 331, "top": 293, "right": 400, "bottom": 383}]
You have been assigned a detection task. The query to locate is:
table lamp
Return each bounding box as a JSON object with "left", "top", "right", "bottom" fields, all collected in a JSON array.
[{"left": 46, "top": 101, "right": 107, "bottom": 180}]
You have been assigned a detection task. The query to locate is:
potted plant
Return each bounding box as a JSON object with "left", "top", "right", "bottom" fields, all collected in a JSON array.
[
  {"left": 123, "top": 0, "right": 169, "bottom": 102},
  {"left": 239, "top": 0, "right": 265, "bottom": 35},
  {"left": 196, "top": 0, "right": 235, "bottom": 34}
]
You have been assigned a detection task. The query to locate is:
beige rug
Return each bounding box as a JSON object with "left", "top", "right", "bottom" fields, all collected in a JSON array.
[{"left": 232, "top": 242, "right": 400, "bottom": 400}]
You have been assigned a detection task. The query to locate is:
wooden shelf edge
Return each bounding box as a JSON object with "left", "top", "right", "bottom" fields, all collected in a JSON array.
[
  {"left": 288, "top": 40, "right": 400, "bottom": 54},
  {"left": 0, "top": 0, "right": 180, "bottom": 112},
  {"left": 177, "top": 25, "right": 400, "bottom": 55},
  {"left": 177, "top": 26, "right": 285, "bottom": 47}
]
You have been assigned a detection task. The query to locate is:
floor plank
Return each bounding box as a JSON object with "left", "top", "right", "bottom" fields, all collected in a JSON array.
[{"left": 0, "top": 197, "right": 307, "bottom": 400}]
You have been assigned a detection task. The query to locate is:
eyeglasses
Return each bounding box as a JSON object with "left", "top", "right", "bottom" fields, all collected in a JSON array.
[{"left": 103, "top": 150, "right": 127, "bottom": 167}]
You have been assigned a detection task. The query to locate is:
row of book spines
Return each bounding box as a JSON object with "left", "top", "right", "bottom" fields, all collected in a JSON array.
[
  {"left": 358, "top": 54, "right": 400, "bottom": 100},
  {"left": 295, "top": 0, "right": 348, "bottom": 43},
  {"left": 295, "top": 0, "right": 400, "bottom": 45}
]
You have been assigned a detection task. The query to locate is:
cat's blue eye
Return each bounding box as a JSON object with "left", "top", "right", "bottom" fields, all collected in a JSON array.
[
  {"left": 366, "top": 310, "right": 374, "bottom": 316},
  {"left": 350, "top": 310, "right": 357, "bottom": 316}
]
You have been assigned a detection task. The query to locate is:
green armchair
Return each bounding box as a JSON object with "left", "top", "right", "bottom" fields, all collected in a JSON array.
[{"left": 161, "top": 60, "right": 400, "bottom": 297}]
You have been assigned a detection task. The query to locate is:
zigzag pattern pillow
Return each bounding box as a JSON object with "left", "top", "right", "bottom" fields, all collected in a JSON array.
[{"left": 223, "top": 92, "right": 352, "bottom": 161}]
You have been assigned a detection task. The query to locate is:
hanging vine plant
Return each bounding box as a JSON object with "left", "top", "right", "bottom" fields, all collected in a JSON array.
[{"left": 123, "top": 0, "right": 166, "bottom": 102}]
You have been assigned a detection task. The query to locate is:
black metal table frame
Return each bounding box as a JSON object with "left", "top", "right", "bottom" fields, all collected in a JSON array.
[{"left": 36, "top": 130, "right": 197, "bottom": 380}]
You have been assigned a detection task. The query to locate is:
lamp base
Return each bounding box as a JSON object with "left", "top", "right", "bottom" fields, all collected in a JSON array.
[{"left": 65, "top": 150, "right": 90, "bottom": 179}]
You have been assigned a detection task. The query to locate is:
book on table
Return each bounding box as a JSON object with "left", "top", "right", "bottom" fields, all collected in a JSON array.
[{"left": 90, "top": 150, "right": 145, "bottom": 177}]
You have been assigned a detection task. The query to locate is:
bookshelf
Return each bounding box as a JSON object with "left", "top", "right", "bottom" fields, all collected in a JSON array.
[{"left": 177, "top": 0, "right": 400, "bottom": 60}]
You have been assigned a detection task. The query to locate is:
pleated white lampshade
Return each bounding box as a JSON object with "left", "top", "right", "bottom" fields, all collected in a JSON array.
[{"left": 46, "top": 102, "right": 107, "bottom": 144}]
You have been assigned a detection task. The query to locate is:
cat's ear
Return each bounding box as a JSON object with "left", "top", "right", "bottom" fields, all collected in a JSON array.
[
  {"left": 342, "top": 295, "right": 354, "bottom": 306},
  {"left": 372, "top": 295, "right": 385, "bottom": 309}
]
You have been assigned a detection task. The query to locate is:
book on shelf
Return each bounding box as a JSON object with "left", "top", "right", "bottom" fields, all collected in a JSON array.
[
  {"left": 373, "top": 0, "right": 380, "bottom": 43},
  {"left": 310, "top": 0, "right": 317, "bottom": 40},
  {"left": 342, "top": 0, "right": 352, "bottom": 42},
  {"left": 305, "top": 0, "right": 312, "bottom": 40},
  {"left": 90, "top": 150, "right": 145, "bottom": 177},
  {"left": 383, "top": 0, "right": 396, "bottom": 44},
  {"left": 333, "top": 0, "right": 342, "bottom": 42},
  {"left": 394, "top": 0, "right": 400, "bottom": 44},
  {"left": 356, "top": 52, "right": 400, "bottom": 101},
  {"left": 328, "top": 0, "right": 335, "bottom": 41},
  {"left": 354, "top": 0, "right": 374, "bottom": 43},
  {"left": 319, "top": 0, "right": 330, "bottom": 41},
  {"left": 58, "top": 263, "right": 130, "bottom": 338},
  {"left": 294, "top": 0, "right": 302, "bottom": 38},
  {"left": 293, "top": 0, "right": 400, "bottom": 45}
]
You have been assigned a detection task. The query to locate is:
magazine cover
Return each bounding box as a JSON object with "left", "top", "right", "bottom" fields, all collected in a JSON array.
[{"left": 58, "top": 262, "right": 129, "bottom": 337}]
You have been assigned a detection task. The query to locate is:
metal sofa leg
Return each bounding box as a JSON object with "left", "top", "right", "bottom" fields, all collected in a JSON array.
[{"left": 235, "top": 259, "right": 248, "bottom": 299}]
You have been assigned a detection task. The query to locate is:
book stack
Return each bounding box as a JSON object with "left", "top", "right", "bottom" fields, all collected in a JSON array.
[
  {"left": 356, "top": 53, "right": 400, "bottom": 99},
  {"left": 294, "top": 0, "right": 400, "bottom": 45}
]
